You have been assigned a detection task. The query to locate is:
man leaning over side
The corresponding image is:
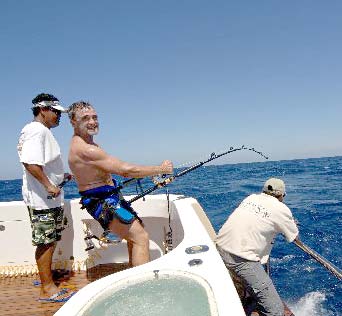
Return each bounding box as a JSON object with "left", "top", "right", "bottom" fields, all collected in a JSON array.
[{"left": 216, "top": 178, "right": 299, "bottom": 316}]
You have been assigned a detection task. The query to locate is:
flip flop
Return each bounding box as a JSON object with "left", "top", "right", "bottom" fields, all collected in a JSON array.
[{"left": 38, "top": 288, "right": 76, "bottom": 303}]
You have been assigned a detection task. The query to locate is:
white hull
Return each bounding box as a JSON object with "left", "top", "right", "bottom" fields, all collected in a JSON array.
[{"left": 0, "top": 194, "right": 245, "bottom": 315}]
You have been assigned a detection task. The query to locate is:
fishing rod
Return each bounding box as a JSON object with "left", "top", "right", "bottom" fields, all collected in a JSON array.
[
  {"left": 294, "top": 238, "right": 342, "bottom": 281},
  {"left": 127, "top": 145, "right": 268, "bottom": 204},
  {"left": 47, "top": 174, "right": 73, "bottom": 199},
  {"left": 116, "top": 177, "right": 142, "bottom": 191}
]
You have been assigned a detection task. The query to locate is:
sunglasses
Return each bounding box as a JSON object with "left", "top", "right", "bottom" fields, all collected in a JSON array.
[{"left": 48, "top": 106, "right": 61, "bottom": 116}]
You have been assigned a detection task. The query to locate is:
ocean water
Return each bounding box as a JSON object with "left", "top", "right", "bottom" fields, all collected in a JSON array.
[{"left": 1, "top": 156, "right": 341, "bottom": 315}]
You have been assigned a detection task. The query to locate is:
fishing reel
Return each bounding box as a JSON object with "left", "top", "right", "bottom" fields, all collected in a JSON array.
[
  {"left": 151, "top": 174, "right": 174, "bottom": 187},
  {"left": 84, "top": 231, "right": 122, "bottom": 251}
]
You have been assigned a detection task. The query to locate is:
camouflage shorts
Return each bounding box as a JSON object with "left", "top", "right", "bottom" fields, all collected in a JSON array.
[{"left": 27, "top": 206, "right": 64, "bottom": 246}]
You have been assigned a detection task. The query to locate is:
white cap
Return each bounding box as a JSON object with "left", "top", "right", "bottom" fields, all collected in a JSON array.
[
  {"left": 32, "top": 100, "right": 67, "bottom": 113},
  {"left": 263, "top": 178, "right": 286, "bottom": 196}
]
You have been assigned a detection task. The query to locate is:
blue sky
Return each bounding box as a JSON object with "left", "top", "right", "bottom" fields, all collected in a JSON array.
[{"left": 1, "top": 1, "right": 341, "bottom": 180}]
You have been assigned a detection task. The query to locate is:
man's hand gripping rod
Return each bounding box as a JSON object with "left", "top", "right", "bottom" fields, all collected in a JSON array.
[{"left": 47, "top": 174, "right": 73, "bottom": 199}]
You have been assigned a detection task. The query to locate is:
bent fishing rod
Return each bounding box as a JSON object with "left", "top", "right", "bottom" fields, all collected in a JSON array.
[
  {"left": 126, "top": 145, "right": 268, "bottom": 204},
  {"left": 294, "top": 238, "right": 342, "bottom": 281}
]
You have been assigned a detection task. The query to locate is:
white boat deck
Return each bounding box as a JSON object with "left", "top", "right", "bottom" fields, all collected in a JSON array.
[{"left": 0, "top": 194, "right": 246, "bottom": 316}]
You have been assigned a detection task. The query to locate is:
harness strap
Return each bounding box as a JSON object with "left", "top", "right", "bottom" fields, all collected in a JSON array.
[{"left": 79, "top": 185, "right": 142, "bottom": 228}]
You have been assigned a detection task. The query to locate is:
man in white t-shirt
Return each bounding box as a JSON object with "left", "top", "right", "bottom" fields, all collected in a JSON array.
[
  {"left": 17, "top": 93, "right": 74, "bottom": 303},
  {"left": 216, "top": 178, "right": 298, "bottom": 316}
]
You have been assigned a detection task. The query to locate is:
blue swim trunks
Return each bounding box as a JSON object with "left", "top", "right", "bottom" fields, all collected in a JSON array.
[{"left": 79, "top": 185, "right": 137, "bottom": 229}]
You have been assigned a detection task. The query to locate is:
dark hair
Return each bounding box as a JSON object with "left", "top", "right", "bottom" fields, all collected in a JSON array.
[
  {"left": 32, "top": 107, "right": 41, "bottom": 116},
  {"left": 31, "top": 93, "right": 59, "bottom": 116},
  {"left": 32, "top": 93, "right": 59, "bottom": 105}
]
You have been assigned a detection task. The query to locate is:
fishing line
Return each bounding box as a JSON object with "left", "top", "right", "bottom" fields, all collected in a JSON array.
[
  {"left": 116, "top": 145, "right": 269, "bottom": 196},
  {"left": 175, "top": 146, "right": 268, "bottom": 169}
]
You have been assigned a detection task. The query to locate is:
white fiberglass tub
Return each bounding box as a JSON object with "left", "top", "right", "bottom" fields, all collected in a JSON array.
[{"left": 55, "top": 195, "right": 245, "bottom": 316}]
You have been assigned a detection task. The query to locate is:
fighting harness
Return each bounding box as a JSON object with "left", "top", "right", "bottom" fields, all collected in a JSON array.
[{"left": 79, "top": 181, "right": 142, "bottom": 230}]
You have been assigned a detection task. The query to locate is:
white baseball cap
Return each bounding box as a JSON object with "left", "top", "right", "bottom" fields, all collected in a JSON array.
[{"left": 263, "top": 178, "right": 286, "bottom": 196}]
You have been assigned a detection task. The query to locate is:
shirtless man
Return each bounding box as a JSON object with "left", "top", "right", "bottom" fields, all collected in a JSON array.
[{"left": 68, "top": 101, "right": 173, "bottom": 266}]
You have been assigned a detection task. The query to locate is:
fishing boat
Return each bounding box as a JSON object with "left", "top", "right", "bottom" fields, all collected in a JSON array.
[
  {"left": 2, "top": 150, "right": 340, "bottom": 315},
  {"left": 2, "top": 191, "right": 341, "bottom": 315},
  {"left": 1, "top": 193, "right": 248, "bottom": 316}
]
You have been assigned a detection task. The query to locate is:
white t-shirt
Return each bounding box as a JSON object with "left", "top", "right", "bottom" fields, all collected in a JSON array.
[
  {"left": 17, "top": 121, "right": 65, "bottom": 209},
  {"left": 216, "top": 193, "right": 298, "bottom": 262}
]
